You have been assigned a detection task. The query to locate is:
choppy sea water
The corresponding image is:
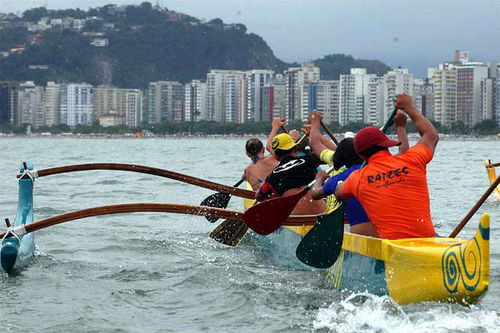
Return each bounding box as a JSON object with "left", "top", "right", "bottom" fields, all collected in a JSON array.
[{"left": 0, "top": 137, "right": 498, "bottom": 333}]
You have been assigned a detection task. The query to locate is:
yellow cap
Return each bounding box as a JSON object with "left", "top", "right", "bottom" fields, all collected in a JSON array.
[{"left": 271, "top": 133, "right": 296, "bottom": 151}]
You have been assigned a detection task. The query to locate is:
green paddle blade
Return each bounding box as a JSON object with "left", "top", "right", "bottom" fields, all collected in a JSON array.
[{"left": 295, "top": 204, "right": 345, "bottom": 269}]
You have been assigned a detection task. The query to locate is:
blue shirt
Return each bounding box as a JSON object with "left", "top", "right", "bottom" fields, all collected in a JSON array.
[{"left": 322, "top": 164, "right": 369, "bottom": 226}]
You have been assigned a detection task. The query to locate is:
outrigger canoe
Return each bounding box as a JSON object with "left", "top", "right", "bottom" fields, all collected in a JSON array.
[
  {"left": 485, "top": 160, "right": 500, "bottom": 202},
  {"left": 243, "top": 183, "right": 490, "bottom": 306}
]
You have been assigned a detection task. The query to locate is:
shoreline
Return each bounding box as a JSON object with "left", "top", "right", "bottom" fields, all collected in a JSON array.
[{"left": 0, "top": 133, "right": 499, "bottom": 141}]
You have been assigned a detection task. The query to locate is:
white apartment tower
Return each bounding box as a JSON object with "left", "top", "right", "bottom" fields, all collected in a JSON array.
[
  {"left": 316, "top": 80, "right": 340, "bottom": 125},
  {"left": 366, "top": 77, "right": 385, "bottom": 126},
  {"left": 381, "top": 68, "right": 414, "bottom": 125},
  {"left": 60, "top": 83, "right": 94, "bottom": 126},
  {"left": 206, "top": 70, "right": 246, "bottom": 123},
  {"left": 432, "top": 66, "right": 457, "bottom": 127},
  {"left": 184, "top": 80, "right": 207, "bottom": 122},
  {"left": 339, "top": 68, "right": 375, "bottom": 126},
  {"left": 413, "top": 78, "right": 434, "bottom": 121},
  {"left": 125, "top": 89, "right": 143, "bottom": 127},
  {"left": 146, "top": 81, "right": 185, "bottom": 123},
  {"left": 16, "top": 81, "right": 45, "bottom": 128},
  {"left": 246, "top": 70, "right": 274, "bottom": 122},
  {"left": 285, "top": 63, "right": 320, "bottom": 121},
  {"left": 455, "top": 62, "right": 488, "bottom": 127},
  {"left": 261, "top": 81, "right": 286, "bottom": 121},
  {"left": 44, "top": 82, "right": 60, "bottom": 127}
]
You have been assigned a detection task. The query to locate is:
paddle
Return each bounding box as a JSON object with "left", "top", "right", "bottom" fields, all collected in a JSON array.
[
  {"left": 209, "top": 218, "right": 249, "bottom": 246},
  {"left": 320, "top": 120, "right": 339, "bottom": 145},
  {"left": 295, "top": 105, "right": 398, "bottom": 268},
  {"left": 243, "top": 164, "right": 336, "bottom": 235},
  {"left": 295, "top": 205, "right": 344, "bottom": 268},
  {"left": 18, "top": 163, "right": 255, "bottom": 200},
  {"left": 0, "top": 203, "right": 319, "bottom": 239},
  {"left": 448, "top": 174, "right": 500, "bottom": 238},
  {"left": 200, "top": 178, "right": 245, "bottom": 223}
]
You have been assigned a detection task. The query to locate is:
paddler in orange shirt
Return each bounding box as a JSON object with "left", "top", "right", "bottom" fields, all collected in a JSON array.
[{"left": 334, "top": 93, "right": 439, "bottom": 240}]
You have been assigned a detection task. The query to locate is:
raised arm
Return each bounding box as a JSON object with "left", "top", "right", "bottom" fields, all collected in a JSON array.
[
  {"left": 395, "top": 94, "right": 439, "bottom": 154},
  {"left": 393, "top": 110, "right": 409, "bottom": 156},
  {"left": 307, "top": 110, "right": 336, "bottom": 158},
  {"left": 266, "top": 118, "right": 286, "bottom": 157}
]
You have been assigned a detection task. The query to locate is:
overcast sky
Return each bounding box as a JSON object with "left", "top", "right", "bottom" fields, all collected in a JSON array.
[{"left": 1, "top": 0, "right": 499, "bottom": 77}]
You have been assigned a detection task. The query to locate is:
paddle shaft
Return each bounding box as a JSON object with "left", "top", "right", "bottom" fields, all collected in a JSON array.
[
  {"left": 18, "top": 163, "right": 255, "bottom": 200},
  {"left": 449, "top": 174, "right": 500, "bottom": 238},
  {"left": 320, "top": 120, "right": 339, "bottom": 145},
  {"left": 0, "top": 203, "right": 319, "bottom": 239},
  {"left": 486, "top": 162, "right": 500, "bottom": 168}
]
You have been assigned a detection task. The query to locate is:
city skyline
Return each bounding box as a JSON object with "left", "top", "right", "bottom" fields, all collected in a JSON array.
[
  {"left": 2, "top": 52, "right": 499, "bottom": 131},
  {"left": 0, "top": 0, "right": 498, "bottom": 78}
]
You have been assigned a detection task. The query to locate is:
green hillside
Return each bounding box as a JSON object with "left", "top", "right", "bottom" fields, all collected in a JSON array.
[{"left": 0, "top": 3, "right": 391, "bottom": 87}]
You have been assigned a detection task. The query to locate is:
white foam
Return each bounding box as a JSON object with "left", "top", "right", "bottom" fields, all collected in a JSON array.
[{"left": 313, "top": 292, "right": 500, "bottom": 333}]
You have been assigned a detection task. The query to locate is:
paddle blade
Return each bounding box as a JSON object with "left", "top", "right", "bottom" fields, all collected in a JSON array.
[
  {"left": 243, "top": 190, "right": 305, "bottom": 235},
  {"left": 200, "top": 192, "right": 231, "bottom": 223},
  {"left": 295, "top": 205, "right": 344, "bottom": 268},
  {"left": 209, "top": 219, "right": 249, "bottom": 246}
]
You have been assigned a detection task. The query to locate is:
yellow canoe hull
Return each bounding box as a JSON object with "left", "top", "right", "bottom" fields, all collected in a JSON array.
[
  {"left": 485, "top": 160, "right": 500, "bottom": 202},
  {"left": 325, "top": 213, "right": 490, "bottom": 305},
  {"left": 245, "top": 182, "right": 490, "bottom": 305}
]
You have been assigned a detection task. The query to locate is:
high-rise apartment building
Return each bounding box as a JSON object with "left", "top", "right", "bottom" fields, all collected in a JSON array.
[
  {"left": 432, "top": 66, "right": 457, "bottom": 127},
  {"left": 316, "top": 80, "right": 340, "bottom": 125},
  {"left": 60, "top": 83, "right": 94, "bottom": 126},
  {"left": 339, "top": 68, "right": 375, "bottom": 126},
  {"left": 0, "top": 81, "right": 21, "bottom": 125},
  {"left": 261, "top": 81, "right": 286, "bottom": 121},
  {"left": 285, "top": 63, "right": 320, "bottom": 121},
  {"left": 16, "top": 81, "right": 45, "bottom": 128},
  {"left": 455, "top": 62, "right": 488, "bottom": 127},
  {"left": 300, "top": 82, "right": 318, "bottom": 122},
  {"left": 124, "top": 89, "right": 142, "bottom": 127},
  {"left": 206, "top": 70, "right": 246, "bottom": 123},
  {"left": 366, "top": 77, "right": 384, "bottom": 126},
  {"left": 246, "top": 70, "right": 274, "bottom": 122},
  {"left": 184, "top": 80, "right": 207, "bottom": 122},
  {"left": 145, "top": 81, "right": 185, "bottom": 123},
  {"left": 44, "top": 82, "right": 60, "bottom": 127},
  {"left": 381, "top": 68, "right": 413, "bottom": 124},
  {"left": 413, "top": 78, "right": 434, "bottom": 120},
  {"left": 93, "top": 86, "right": 143, "bottom": 126}
]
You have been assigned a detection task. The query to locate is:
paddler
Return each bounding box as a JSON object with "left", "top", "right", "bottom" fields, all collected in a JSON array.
[
  {"left": 334, "top": 93, "right": 439, "bottom": 240},
  {"left": 242, "top": 118, "right": 288, "bottom": 190},
  {"left": 307, "top": 110, "right": 409, "bottom": 237},
  {"left": 255, "top": 132, "right": 326, "bottom": 215}
]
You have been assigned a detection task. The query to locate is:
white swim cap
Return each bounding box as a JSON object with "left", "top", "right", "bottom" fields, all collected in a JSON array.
[{"left": 344, "top": 131, "right": 355, "bottom": 139}]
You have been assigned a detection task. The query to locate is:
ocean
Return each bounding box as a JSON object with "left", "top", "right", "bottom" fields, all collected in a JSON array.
[{"left": 0, "top": 137, "right": 498, "bottom": 332}]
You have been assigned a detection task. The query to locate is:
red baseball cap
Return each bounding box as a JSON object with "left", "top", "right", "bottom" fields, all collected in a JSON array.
[{"left": 354, "top": 126, "right": 401, "bottom": 154}]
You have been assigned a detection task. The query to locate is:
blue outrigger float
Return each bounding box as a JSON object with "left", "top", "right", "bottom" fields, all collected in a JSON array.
[{"left": 1, "top": 162, "right": 36, "bottom": 273}]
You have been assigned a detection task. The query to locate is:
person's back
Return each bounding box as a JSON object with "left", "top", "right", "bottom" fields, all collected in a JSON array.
[
  {"left": 337, "top": 93, "right": 439, "bottom": 240},
  {"left": 343, "top": 146, "right": 435, "bottom": 239},
  {"left": 243, "top": 138, "right": 278, "bottom": 190}
]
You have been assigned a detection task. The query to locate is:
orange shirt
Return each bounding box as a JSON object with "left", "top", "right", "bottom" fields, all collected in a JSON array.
[{"left": 342, "top": 144, "right": 436, "bottom": 240}]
